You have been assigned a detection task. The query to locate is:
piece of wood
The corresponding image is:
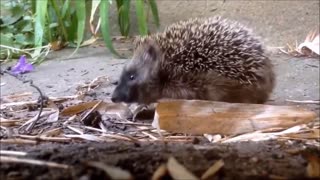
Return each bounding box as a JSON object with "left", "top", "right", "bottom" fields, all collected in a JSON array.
[{"left": 152, "top": 100, "right": 317, "bottom": 135}]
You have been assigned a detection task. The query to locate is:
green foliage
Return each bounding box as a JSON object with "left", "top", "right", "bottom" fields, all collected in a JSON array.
[
  {"left": 0, "top": 0, "right": 160, "bottom": 63},
  {"left": 0, "top": 0, "right": 35, "bottom": 59}
]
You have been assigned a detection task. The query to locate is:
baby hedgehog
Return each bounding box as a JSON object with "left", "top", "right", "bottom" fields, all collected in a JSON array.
[{"left": 111, "top": 16, "right": 275, "bottom": 105}]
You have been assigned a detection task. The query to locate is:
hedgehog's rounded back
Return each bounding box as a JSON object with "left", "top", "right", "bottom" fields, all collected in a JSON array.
[{"left": 111, "top": 16, "right": 275, "bottom": 104}]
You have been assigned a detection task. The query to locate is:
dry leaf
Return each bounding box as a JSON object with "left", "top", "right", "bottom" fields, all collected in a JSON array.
[
  {"left": 305, "top": 153, "right": 320, "bottom": 177},
  {"left": 151, "top": 164, "right": 168, "bottom": 180},
  {"left": 60, "top": 101, "right": 102, "bottom": 116},
  {"left": 87, "top": 161, "right": 133, "bottom": 180},
  {"left": 167, "top": 156, "right": 199, "bottom": 180},
  {"left": 61, "top": 100, "right": 132, "bottom": 119},
  {"left": 153, "top": 100, "right": 316, "bottom": 135},
  {"left": 201, "top": 159, "right": 224, "bottom": 180},
  {"left": 50, "top": 41, "right": 66, "bottom": 51},
  {"left": 297, "top": 29, "right": 320, "bottom": 56}
]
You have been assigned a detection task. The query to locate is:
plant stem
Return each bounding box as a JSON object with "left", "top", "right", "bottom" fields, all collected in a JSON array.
[{"left": 50, "top": 0, "right": 68, "bottom": 41}]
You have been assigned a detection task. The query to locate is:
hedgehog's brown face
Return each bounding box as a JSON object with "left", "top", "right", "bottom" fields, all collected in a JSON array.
[{"left": 111, "top": 40, "right": 162, "bottom": 104}]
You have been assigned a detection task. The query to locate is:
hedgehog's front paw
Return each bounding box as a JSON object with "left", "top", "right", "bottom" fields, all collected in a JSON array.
[{"left": 130, "top": 104, "right": 156, "bottom": 121}]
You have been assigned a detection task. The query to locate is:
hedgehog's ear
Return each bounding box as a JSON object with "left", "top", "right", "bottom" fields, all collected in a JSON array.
[
  {"left": 143, "top": 39, "right": 160, "bottom": 62},
  {"left": 145, "top": 44, "right": 158, "bottom": 61}
]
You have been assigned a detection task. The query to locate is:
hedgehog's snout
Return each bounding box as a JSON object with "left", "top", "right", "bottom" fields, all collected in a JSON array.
[{"left": 111, "top": 84, "right": 127, "bottom": 103}]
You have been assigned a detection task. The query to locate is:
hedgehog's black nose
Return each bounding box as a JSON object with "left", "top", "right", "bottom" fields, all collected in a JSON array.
[
  {"left": 111, "top": 87, "right": 123, "bottom": 103},
  {"left": 111, "top": 92, "right": 119, "bottom": 103}
]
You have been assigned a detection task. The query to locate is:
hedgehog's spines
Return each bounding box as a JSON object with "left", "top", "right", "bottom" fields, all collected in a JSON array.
[{"left": 133, "top": 16, "right": 270, "bottom": 85}]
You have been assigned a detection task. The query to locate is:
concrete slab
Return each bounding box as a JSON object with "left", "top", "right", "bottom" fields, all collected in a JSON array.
[{"left": 1, "top": 47, "right": 319, "bottom": 105}]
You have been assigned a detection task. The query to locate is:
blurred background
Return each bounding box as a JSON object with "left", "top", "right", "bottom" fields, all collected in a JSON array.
[{"left": 1, "top": 0, "right": 319, "bottom": 62}]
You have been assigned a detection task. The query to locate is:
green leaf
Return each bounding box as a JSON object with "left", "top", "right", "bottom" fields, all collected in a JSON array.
[
  {"left": 33, "top": 0, "right": 48, "bottom": 57},
  {"left": 117, "top": 0, "right": 131, "bottom": 36},
  {"left": 61, "top": 0, "right": 70, "bottom": 18},
  {"left": 69, "top": 0, "right": 86, "bottom": 57},
  {"left": 0, "top": 5, "right": 25, "bottom": 26},
  {"left": 0, "top": 33, "right": 14, "bottom": 46},
  {"left": 100, "top": 0, "right": 121, "bottom": 57},
  {"left": 148, "top": 0, "right": 160, "bottom": 27},
  {"left": 14, "top": 33, "right": 32, "bottom": 47},
  {"left": 135, "top": 0, "right": 148, "bottom": 35}
]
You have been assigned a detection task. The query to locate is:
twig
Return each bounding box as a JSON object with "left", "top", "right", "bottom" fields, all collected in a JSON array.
[
  {"left": 1, "top": 69, "right": 45, "bottom": 134},
  {"left": 112, "top": 121, "right": 152, "bottom": 126},
  {"left": 17, "top": 135, "right": 72, "bottom": 142},
  {"left": 66, "top": 126, "right": 84, "bottom": 135},
  {"left": 0, "top": 156, "right": 70, "bottom": 169},
  {"left": 285, "top": 99, "right": 320, "bottom": 104},
  {"left": 0, "top": 150, "right": 27, "bottom": 156},
  {"left": 63, "top": 115, "right": 78, "bottom": 126},
  {"left": 0, "top": 138, "right": 37, "bottom": 145},
  {"left": 80, "top": 100, "right": 102, "bottom": 122}
]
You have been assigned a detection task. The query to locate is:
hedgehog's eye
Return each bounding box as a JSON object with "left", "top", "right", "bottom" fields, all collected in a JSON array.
[{"left": 129, "top": 74, "right": 135, "bottom": 80}]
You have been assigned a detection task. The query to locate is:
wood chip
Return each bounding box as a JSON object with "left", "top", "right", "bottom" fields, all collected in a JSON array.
[
  {"left": 152, "top": 164, "right": 168, "bottom": 180},
  {"left": 153, "top": 99, "right": 317, "bottom": 135},
  {"left": 201, "top": 159, "right": 224, "bottom": 180},
  {"left": 87, "top": 161, "right": 133, "bottom": 180},
  {"left": 167, "top": 156, "right": 199, "bottom": 180}
]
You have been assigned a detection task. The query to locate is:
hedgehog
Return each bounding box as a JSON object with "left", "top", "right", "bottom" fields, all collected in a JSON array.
[{"left": 111, "top": 16, "right": 275, "bottom": 108}]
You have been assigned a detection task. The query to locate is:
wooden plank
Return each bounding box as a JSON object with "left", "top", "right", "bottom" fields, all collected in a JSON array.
[{"left": 152, "top": 99, "right": 317, "bottom": 135}]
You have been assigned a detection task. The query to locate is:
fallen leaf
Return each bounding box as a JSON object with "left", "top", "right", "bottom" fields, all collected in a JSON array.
[
  {"left": 61, "top": 100, "right": 132, "bottom": 119},
  {"left": 297, "top": 28, "right": 320, "bottom": 56},
  {"left": 201, "top": 159, "right": 224, "bottom": 180},
  {"left": 151, "top": 164, "right": 168, "bottom": 180},
  {"left": 152, "top": 99, "right": 317, "bottom": 135},
  {"left": 167, "top": 156, "right": 199, "bottom": 180},
  {"left": 60, "top": 100, "right": 102, "bottom": 116},
  {"left": 87, "top": 161, "right": 133, "bottom": 180},
  {"left": 50, "top": 40, "right": 66, "bottom": 51}
]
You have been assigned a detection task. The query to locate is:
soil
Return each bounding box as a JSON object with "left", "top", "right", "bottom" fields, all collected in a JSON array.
[{"left": 1, "top": 140, "right": 320, "bottom": 180}]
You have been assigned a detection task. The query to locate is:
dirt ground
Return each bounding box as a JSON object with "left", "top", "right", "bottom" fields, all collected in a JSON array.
[
  {"left": 1, "top": 140, "right": 320, "bottom": 180},
  {"left": 1, "top": 1, "right": 320, "bottom": 180}
]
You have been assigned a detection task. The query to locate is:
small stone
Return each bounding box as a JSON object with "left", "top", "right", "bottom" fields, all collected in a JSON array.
[
  {"left": 272, "top": 153, "right": 284, "bottom": 159},
  {"left": 46, "top": 85, "right": 53, "bottom": 88},
  {"left": 250, "top": 157, "right": 259, "bottom": 163},
  {"left": 67, "top": 68, "right": 75, "bottom": 72}
]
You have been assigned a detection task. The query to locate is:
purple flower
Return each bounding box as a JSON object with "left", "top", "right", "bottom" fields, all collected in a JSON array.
[{"left": 10, "top": 55, "right": 34, "bottom": 75}]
